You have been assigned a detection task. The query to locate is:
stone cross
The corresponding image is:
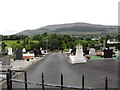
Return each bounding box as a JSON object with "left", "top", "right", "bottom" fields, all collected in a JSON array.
[
  {"left": 0, "top": 42, "right": 7, "bottom": 57},
  {"left": 1, "top": 42, "right": 7, "bottom": 53}
]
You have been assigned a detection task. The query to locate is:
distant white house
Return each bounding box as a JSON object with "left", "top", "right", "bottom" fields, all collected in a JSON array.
[
  {"left": 107, "top": 39, "right": 119, "bottom": 44},
  {"left": 91, "top": 38, "right": 99, "bottom": 41}
]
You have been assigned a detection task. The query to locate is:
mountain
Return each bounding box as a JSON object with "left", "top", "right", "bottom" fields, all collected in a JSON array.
[{"left": 16, "top": 22, "right": 118, "bottom": 36}]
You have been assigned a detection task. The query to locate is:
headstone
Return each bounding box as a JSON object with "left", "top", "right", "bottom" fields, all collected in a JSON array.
[
  {"left": 83, "top": 49, "right": 89, "bottom": 55},
  {"left": 22, "top": 48, "right": 26, "bottom": 53},
  {"left": 33, "top": 49, "right": 38, "bottom": 57},
  {"left": 109, "top": 47, "right": 116, "bottom": 52},
  {"left": 89, "top": 48, "right": 96, "bottom": 55},
  {"left": 15, "top": 48, "right": 23, "bottom": 60},
  {"left": 1, "top": 56, "right": 11, "bottom": 71},
  {"left": 2, "top": 56, "right": 10, "bottom": 65},
  {"left": 1, "top": 42, "right": 7, "bottom": 53},
  {"left": 116, "top": 50, "right": 120, "bottom": 59},
  {"left": 40, "top": 47, "right": 45, "bottom": 54},
  {"left": 0, "top": 35, "right": 3, "bottom": 41},
  {"left": 0, "top": 42, "right": 7, "bottom": 57},
  {"left": 69, "top": 49, "right": 72, "bottom": 53},
  {"left": 69, "top": 43, "right": 86, "bottom": 64},
  {"left": 40, "top": 47, "right": 42, "bottom": 50},
  {"left": 71, "top": 48, "right": 76, "bottom": 55},
  {"left": 87, "top": 47, "right": 90, "bottom": 50},
  {"left": 8, "top": 47, "right": 13, "bottom": 55},
  {"left": 41, "top": 50, "right": 45, "bottom": 54},
  {"left": 76, "top": 44, "right": 84, "bottom": 58},
  {"left": 116, "top": 46, "right": 120, "bottom": 59},
  {"left": 104, "top": 49, "right": 113, "bottom": 58}
]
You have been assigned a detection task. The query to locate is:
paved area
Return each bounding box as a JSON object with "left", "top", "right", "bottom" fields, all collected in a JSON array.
[
  {"left": 7, "top": 52, "right": 118, "bottom": 89},
  {"left": 0, "top": 55, "right": 47, "bottom": 89}
]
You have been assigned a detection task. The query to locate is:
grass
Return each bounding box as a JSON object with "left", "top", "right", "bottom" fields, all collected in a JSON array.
[
  {"left": 0, "top": 40, "right": 39, "bottom": 47},
  {"left": 90, "top": 55, "right": 104, "bottom": 60},
  {"left": 0, "top": 40, "right": 17, "bottom": 47},
  {"left": 89, "top": 55, "right": 116, "bottom": 60}
]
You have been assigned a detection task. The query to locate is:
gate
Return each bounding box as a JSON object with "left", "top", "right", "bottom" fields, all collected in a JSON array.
[{"left": 0, "top": 69, "right": 108, "bottom": 90}]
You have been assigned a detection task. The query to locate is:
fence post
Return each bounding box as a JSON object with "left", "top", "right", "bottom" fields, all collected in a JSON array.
[
  {"left": 9, "top": 69, "right": 12, "bottom": 90},
  {"left": 42, "top": 73, "right": 44, "bottom": 90},
  {"left": 61, "top": 74, "right": 63, "bottom": 90},
  {"left": 82, "top": 75, "right": 84, "bottom": 90},
  {"left": 6, "top": 69, "right": 10, "bottom": 90},
  {"left": 105, "top": 77, "right": 108, "bottom": 90},
  {"left": 24, "top": 71, "right": 28, "bottom": 90}
]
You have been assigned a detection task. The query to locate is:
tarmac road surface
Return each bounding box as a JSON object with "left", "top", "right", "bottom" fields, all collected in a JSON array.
[{"left": 4, "top": 52, "right": 118, "bottom": 89}]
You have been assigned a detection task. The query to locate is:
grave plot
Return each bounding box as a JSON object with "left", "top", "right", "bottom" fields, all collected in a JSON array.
[{"left": 68, "top": 44, "right": 118, "bottom": 63}]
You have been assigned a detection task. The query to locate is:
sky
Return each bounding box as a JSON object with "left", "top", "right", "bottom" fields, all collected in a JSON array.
[{"left": 0, "top": 0, "right": 119, "bottom": 35}]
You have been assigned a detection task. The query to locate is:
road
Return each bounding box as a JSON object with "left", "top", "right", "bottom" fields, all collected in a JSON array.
[{"left": 5, "top": 53, "right": 118, "bottom": 89}]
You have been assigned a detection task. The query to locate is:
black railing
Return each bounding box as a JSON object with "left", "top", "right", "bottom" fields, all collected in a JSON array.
[{"left": 0, "top": 69, "right": 108, "bottom": 90}]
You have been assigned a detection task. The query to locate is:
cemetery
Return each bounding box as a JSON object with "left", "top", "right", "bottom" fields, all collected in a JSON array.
[
  {"left": 0, "top": 42, "right": 49, "bottom": 82},
  {"left": 0, "top": 34, "right": 119, "bottom": 89},
  {"left": 67, "top": 43, "right": 119, "bottom": 64}
]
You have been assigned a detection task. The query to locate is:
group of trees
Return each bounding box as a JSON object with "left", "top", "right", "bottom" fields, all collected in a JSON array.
[
  {"left": 3, "top": 35, "right": 28, "bottom": 40},
  {"left": 3, "top": 33, "right": 119, "bottom": 51}
]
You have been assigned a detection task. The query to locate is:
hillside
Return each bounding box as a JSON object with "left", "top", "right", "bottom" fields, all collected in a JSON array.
[{"left": 16, "top": 22, "right": 118, "bottom": 36}]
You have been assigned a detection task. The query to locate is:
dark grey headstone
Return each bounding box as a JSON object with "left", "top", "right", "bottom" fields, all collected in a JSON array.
[
  {"left": 71, "top": 48, "right": 76, "bottom": 55},
  {"left": 33, "top": 49, "right": 38, "bottom": 57},
  {"left": 15, "top": 48, "right": 23, "bottom": 60},
  {"left": 83, "top": 50, "right": 89, "bottom": 54},
  {"left": 104, "top": 49, "right": 113, "bottom": 58}
]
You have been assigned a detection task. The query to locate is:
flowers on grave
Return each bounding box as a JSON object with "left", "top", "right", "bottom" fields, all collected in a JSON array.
[
  {"left": 96, "top": 52, "right": 102, "bottom": 56},
  {"left": 85, "top": 55, "right": 91, "bottom": 59},
  {"left": 23, "top": 56, "right": 30, "bottom": 61}
]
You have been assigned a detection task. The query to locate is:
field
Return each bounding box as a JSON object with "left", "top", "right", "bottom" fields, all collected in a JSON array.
[{"left": 0, "top": 40, "right": 39, "bottom": 48}]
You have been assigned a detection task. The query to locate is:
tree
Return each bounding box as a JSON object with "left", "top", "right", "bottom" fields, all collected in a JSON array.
[{"left": 60, "top": 41, "right": 67, "bottom": 50}]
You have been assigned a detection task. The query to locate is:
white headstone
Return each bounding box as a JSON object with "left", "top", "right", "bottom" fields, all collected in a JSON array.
[
  {"left": 22, "top": 48, "right": 26, "bottom": 53},
  {"left": 41, "top": 50, "right": 45, "bottom": 54},
  {"left": 89, "top": 48, "right": 96, "bottom": 55},
  {"left": 8, "top": 48, "right": 13, "bottom": 55},
  {"left": 69, "top": 43, "right": 86, "bottom": 64},
  {"left": 40, "top": 47, "right": 42, "bottom": 50},
  {"left": 76, "top": 44, "right": 84, "bottom": 58},
  {"left": 69, "top": 49, "right": 72, "bottom": 53}
]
